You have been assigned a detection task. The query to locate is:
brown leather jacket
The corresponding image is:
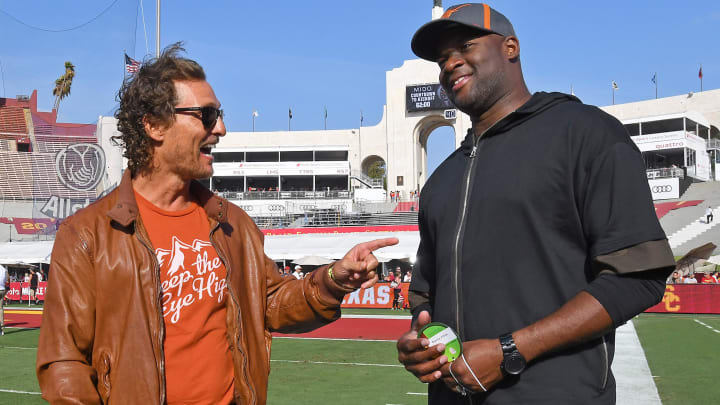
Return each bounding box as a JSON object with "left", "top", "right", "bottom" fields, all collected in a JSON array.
[{"left": 37, "top": 171, "right": 353, "bottom": 404}]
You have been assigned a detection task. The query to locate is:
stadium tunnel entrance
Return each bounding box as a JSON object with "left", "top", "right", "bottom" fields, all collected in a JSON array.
[
  {"left": 360, "top": 155, "right": 386, "bottom": 187},
  {"left": 415, "top": 115, "right": 458, "bottom": 190}
]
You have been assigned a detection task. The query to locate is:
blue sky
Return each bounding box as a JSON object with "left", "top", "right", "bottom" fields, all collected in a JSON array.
[{"left": 1, "top": 0, "right": 718, "bottom": 174}]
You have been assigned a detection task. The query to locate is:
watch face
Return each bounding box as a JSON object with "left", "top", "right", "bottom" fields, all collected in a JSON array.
[{"left": 504, "top": 353, "right": 526, "bottom": 375}]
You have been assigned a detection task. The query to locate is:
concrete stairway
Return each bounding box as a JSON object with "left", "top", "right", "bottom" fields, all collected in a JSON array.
[
  {"left": 667, "top": 216, "right": 720, "bottom": 249},
  {"left": 658, "top": 181, "right": 720, "bottom": 255},
  {"left": 363, "top": 211, "right": 418, "bottom": 226}
]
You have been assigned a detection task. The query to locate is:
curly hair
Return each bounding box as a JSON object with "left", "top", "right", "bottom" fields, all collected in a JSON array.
[{"left": 113, "top": 42, "right": 206, "bottom": 176}]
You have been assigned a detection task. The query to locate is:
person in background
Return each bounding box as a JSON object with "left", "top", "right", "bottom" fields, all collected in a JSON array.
[
  {"left": 293, "top": 265, "right": 304, "bottom": 279},
  {"left": 684, "top": 273, "right": 698, "bottom": 284},
  {"left": 29, "top": 269, "right": 39, "bottom": 305},
  {"left": 403, "top": 270, "right": 412, "bottom": 283},
  {"left": 700, "top": 272, "right": 716, "bottom": 284},
  {"left": 669, "top": 271, "right": 680, "bottom": 284},
  {"left": 712, "top": 271, "right": 720, "bottom": 283},
  {"left": 0, "top": 263, "right": 8, "bottom": 335},
  {"left": 706, "top": 206, "right": 714, "bottom": 224},
  {"left": 391, "top": 270, "right": 403, "bottom": 310}
]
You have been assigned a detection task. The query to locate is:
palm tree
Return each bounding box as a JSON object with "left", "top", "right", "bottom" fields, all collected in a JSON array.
[{"left": 52, "top": 61, "right": 75, "bottom": 112}]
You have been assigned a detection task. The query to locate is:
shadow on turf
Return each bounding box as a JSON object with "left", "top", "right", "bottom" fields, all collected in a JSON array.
[{"left": 2, "top": 327, "right": 39, "bottom": 336}]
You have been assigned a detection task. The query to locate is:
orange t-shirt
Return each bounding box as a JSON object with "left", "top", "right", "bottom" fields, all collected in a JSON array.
[{"left": 135, "top": 190, "right": 234, "bottom": 405}]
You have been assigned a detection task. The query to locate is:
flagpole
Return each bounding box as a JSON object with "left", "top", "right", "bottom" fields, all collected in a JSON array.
[
  {"left": 156, "top": 0, "right": 160, "bottom": 57},
  {"left": 700, "top": 64, "right": 703, "bottom": 92},
  {"left": 612, "top": 85, "right": 614, "bottom": 105},
  {"left": 655, "top": 72, "right": 658, "bottom": 99},
  {"left": 358, "top": 110, "right": 363, "bottom": 169}
]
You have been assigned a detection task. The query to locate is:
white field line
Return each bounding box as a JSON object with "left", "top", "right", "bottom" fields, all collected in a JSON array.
[
  {"left": 341, "top": 314, "right": 412, "bottom": 319},
  {"left": 406, "top": 392, "right": 428, "bottom": 395},
  {"left": 271, "top": 359, "right": 402, "bottom": 368},
  {"left": 0, "top": 388, "right": 41, "bottom": 395},
  {"left": 273, "top": 336, "right": 395, "bottom": 342},
  {"left": 0, "top": 346, "right": 36, "bottom": 350},
  {"left": 694, "top": 319, "right": 720, "bottom": 334}
]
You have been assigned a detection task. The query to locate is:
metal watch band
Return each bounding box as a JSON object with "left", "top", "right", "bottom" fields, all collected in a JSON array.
[{"left": 499, "top": 332, "right": 517, "bottom": 354}]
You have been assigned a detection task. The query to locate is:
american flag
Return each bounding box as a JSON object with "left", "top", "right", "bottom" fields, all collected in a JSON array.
[{"left": 125, "top": 54, "right": 140, "bottom": 74}]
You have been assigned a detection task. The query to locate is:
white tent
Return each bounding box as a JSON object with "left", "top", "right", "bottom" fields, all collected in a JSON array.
[
  {"left": 0, "top": 241, "right": 54, "bottom": 265},
  {"left": 0, "top": 230, "right": 421, "bottom": 265},
  {"left": 263, "top": 231, "right": 420, "bottom": 261}
]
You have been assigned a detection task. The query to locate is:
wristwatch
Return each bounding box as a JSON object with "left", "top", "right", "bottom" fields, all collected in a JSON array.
[{"left": 499, "top": 333, "right": 526, "bottom": 375}]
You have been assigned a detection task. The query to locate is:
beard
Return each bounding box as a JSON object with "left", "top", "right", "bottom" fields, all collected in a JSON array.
[{"left": 447, "top": 68, "right": 507, "bottom": 116}]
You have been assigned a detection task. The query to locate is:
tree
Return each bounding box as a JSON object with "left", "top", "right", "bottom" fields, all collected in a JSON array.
[
  {"left": 367, "top": 161, "right": 386, "bottom": 180},
  {"left": 52, "top": 61, "right": 75, "bottom": 112}
]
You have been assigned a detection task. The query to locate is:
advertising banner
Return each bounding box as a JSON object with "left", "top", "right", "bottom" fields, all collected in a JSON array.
[
  {"left": 342, "top": 283, "right": 409, "bottom": 308},
  {"left": 406, "top": 84, "right": 454, "bottom": 112},
  {"left": 32, "top": 142, "right": 105, "bottom": 221},
  {"left": 0, "top": 217, "right": 59, "bottom": 235},
  {"left": 213, "top": 161, "right": 350, "bottom": 177},
  {"left": 645, "top": 285, "right": 720, "bottom": 314},
  {"left": 695, "top": 151, "right": 711, "bottom": 181},
  {"left": 5, "top": 282, "right": 47, "bottom": 301},
  {"left": 631, "top": 131, "right": 686, "bottom": 152},
  {"left": 648, "top": 177, "right": 679, "bottom": 200}
]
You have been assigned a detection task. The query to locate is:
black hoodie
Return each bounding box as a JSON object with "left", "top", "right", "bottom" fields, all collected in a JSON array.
[{"left": 410, "top": 92, "right": 669, "bottom": 404}]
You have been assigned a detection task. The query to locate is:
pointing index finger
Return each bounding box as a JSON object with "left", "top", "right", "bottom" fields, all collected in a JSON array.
[{"left": 360, "top": 237, "right": 399, "bottom": 253}]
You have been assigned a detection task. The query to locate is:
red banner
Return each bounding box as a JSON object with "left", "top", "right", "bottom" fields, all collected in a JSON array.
[
  {"left": 341, "top": 283, "right": 409, "bottom": 308},
  {"left": 0, "top": 217, "right": 59, "bottom": 234},
  {"left": 653, "top": 200, "right": 703, "bottom": 219},
  {"left": 4, "top": 282, "right": 47, "bottom": 301},
  {"left": 645, "top": 285, "right": 720, "bottom": 314},
  {"left": 263, "top": 225, "right": 418, "bottom": 236},
  {"left": 339, "top": 284, "right": 720, "bottom": 312}
]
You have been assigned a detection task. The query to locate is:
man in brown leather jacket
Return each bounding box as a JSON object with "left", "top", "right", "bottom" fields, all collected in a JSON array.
[{"left": 36, "top": 43, "right": 396, "bottom": 405}]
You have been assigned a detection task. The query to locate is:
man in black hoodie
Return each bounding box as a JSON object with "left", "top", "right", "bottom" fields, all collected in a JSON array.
[{"left": 397, "top": 3, "right": 676, "bottom": 404}]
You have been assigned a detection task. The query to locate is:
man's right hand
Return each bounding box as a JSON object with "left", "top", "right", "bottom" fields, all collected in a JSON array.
[{"left": 397, "top": 310, "right": 448, "bottom": 383}]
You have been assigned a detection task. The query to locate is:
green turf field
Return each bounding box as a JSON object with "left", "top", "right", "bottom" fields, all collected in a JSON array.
[
  {"left": 1, "top": 313, "right": 718, "bottom": 404},
  {"left": 633, "top": 313, "right": 720, "bottom": 405}
]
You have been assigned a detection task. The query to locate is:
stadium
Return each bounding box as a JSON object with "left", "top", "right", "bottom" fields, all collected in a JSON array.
[{"left": 1, "top": 1, "right": 720, "bottom": 404}]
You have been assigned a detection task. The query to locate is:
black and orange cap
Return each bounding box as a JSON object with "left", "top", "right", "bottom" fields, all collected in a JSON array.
[{"left": 411, "top": 3, "right": 516, "bottom": 62}]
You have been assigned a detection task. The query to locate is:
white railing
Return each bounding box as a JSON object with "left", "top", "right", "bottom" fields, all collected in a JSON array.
[
  {"left": 351, "top": 170, "right": 383, "bottom": 188},
  {"left": 646, "top": 168, "right": 685, "bottom": 179},
  {"left": 217, "top": 190, "right": 351, "bottom": 200}
]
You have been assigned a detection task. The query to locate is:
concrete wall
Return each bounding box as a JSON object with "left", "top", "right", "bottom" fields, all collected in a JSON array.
[
  {"left": 601, "top": 89, "right": 720, "bottom": 130},
  {"left": 215, "top": 59, "right": 471, "bottom": 197}
]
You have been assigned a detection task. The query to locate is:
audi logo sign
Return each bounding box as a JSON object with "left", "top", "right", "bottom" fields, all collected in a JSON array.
[{"left": 648, "top": 178, "right": 679, "bottom": 201}]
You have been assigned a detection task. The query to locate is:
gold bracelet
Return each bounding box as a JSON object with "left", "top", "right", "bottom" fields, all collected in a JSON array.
[{"left": 327, "top": 263, "right": 354, "bottom": 290}]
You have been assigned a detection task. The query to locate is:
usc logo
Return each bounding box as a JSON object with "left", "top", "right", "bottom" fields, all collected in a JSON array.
[{"left": 662, "top": 285, "right": 681, "bottom": 312}]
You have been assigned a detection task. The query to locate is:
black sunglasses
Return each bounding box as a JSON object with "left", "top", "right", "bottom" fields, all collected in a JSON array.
[{"left": 174, "top": 106, "right": 224, "bottom": 129}]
